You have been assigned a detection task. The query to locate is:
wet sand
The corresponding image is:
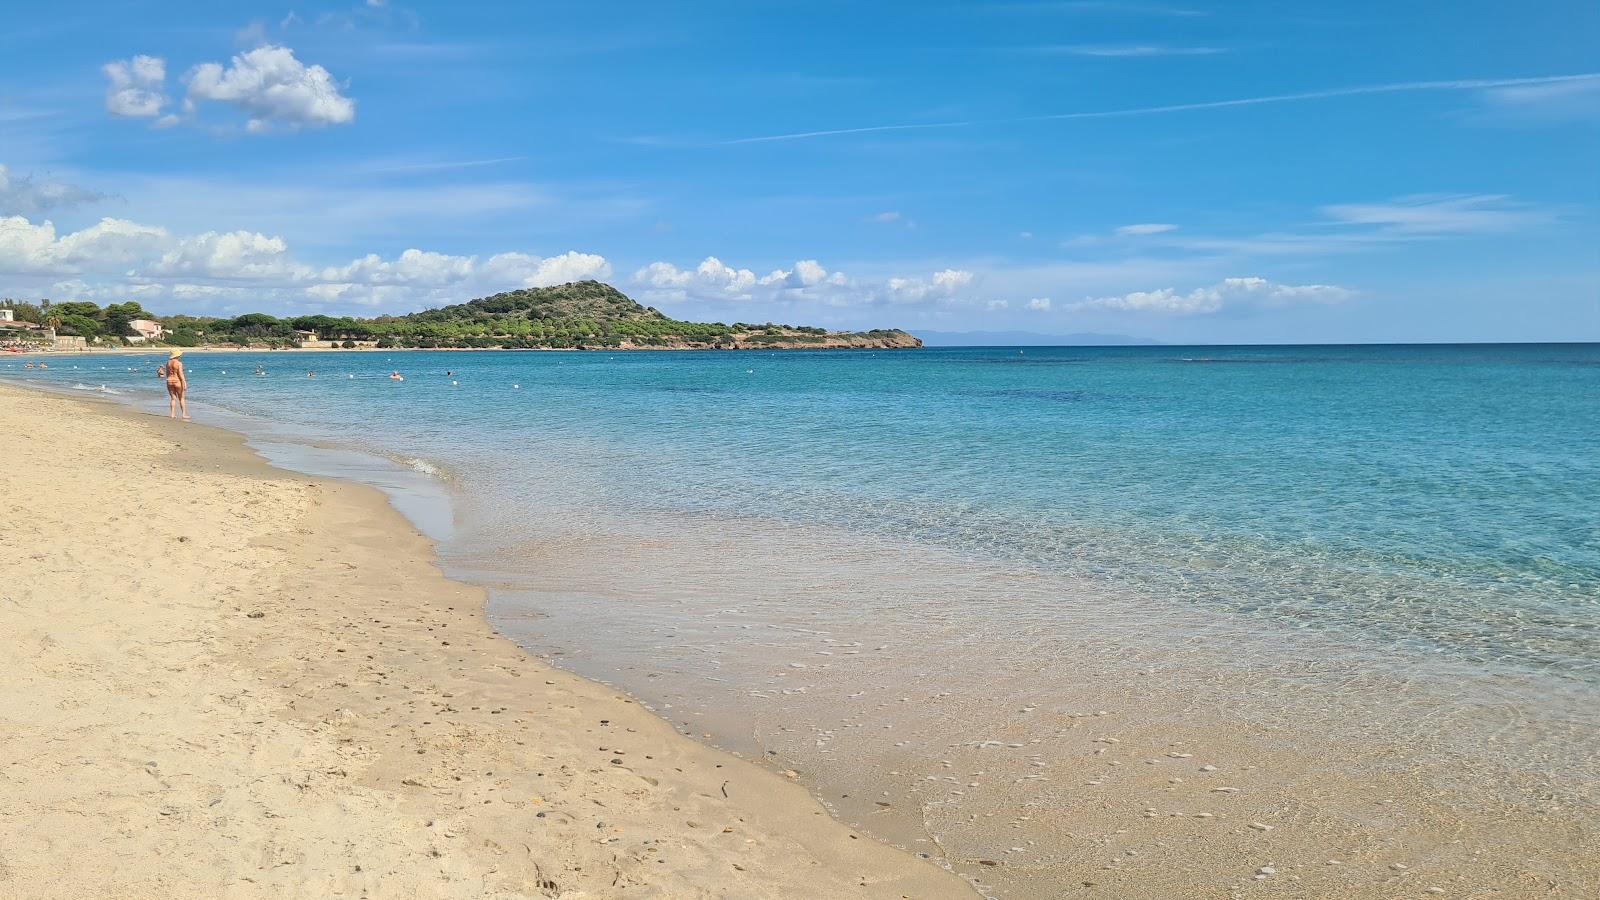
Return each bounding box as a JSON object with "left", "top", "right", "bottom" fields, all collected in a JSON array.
[
  {"left": 0, "top": 383, "right": 969, "bottom": 898},
  {"left": 466, "top": 505, "right": 1600, "bottom": 899}
]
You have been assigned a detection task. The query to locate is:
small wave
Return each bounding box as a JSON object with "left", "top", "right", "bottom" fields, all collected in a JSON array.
[
  {"left": 382, "top": 453, "right": 453, "bottom": 482},
  {"left": 406, "top": 457, "right": 442, "bottom": 477},
  {"left": 71, "top": 382, "right": 124, "bottom": 395}
]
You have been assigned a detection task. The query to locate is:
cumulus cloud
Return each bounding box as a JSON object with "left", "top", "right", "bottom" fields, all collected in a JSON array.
[
  {"left": 0, "top": 166, "right": 108, "bottom": 215},
  {"left": 103, "top": 55, "right": 168, "bottom": 117},
  {"left": 0, "top": 212, "right": 607, "bottom": 312},
  {"left": 0, "top": 216, "right": 170, "bottom": 275},
  {"left": 146, "top": 230, "right": 310, "bottom": 280},
  {"left": 1070, "top": 277, "right": 1351, "bottom": 314},
  {"left": 185, "top": 45, "right": 355, "bottom": 131},
  {"left": 635, "top": 257, "right": 849, "bottom": 301},
  {"left": 886, "top": 268, "right": 975, "bottom": 303},
  {"left": 633, "top": 257, "right": 975, "bottom": 308},
  {"left": 478, "top": 250, "right": 611, "bottom": 287},
  {"left": 1114, "top": 223, "right": 1178, "bottom": 236},
  {"left": 1027, "top": 297, "right": 1052, "bottom": 311}
]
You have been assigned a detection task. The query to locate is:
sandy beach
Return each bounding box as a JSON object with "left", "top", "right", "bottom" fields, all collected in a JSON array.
[{"left": 0, "top": 383, "right": 970, "bottom": 899}]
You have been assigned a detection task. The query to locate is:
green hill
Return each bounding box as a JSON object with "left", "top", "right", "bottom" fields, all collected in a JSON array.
[
  {"left": 24, "top": 281, "right": 923, "bottom": 350},
  {"left": 198, "top": 281, "right": 921, "bottom": 350},
  {"left": 399, "top": 281, "right": 665, "bottom": 326}
]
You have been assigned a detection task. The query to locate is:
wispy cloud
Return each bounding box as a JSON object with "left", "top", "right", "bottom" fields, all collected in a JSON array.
[
  {"left": 986, "top": 2, "right": 1205, "bottom": 16},
  {"left": 1023, "top": 44, "right": 1227, "bottom": 57},
  {"left": 1150, "top": 195, "right": 1553, "bottom": 259},
  {"left": 361, "top": 156, "right": 528, "bottom": 175},
  {"left": 723, "top": 73, "right": 1600, "bottom": 144},
  {"left": 1474, "top": 76, "right": 1600, "bottom": 123},
  {"left": 0, "top": 164, "right": 110, "bottom": 215},
  {"left": 1115, "top": 223, "right": 1179, "bottom": 235},
  {"left": 1319, "top": 194, "right": 1552, "bottom": 234}
]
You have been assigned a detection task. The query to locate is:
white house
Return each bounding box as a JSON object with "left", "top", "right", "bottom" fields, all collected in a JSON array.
[{"left": 0, "top": 309, "right": 13, "bottom": 322}]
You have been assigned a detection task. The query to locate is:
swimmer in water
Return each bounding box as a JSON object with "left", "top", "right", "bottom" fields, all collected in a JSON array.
[
  {"left": 307, "top": 371, "right": 315, "bottom": 378},
  {"left": 389, "top": 371, "right": 403, "bottom": 380},
  {"left": 254, "top": 365, "right": 265, "bottom": 376}
]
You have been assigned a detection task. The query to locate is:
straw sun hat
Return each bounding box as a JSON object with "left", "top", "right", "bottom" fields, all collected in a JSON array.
[{"left": 168, "top": 349, "right": 184, "bottom": 358}]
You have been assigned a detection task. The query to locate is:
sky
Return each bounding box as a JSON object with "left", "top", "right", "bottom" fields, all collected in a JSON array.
[{"left": 1, "top": 0, "right": 1597, "bottom": 343}]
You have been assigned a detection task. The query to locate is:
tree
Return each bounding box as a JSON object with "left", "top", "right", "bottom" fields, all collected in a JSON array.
[
  {"left": 102, "top": 301, "right": 150, "bottom": 338},
  {"left": 7, "top": 302, "right": 44, "bottom": 324},
  {"left": 57, "top": 314, "right": 102, "bottom": 338}
]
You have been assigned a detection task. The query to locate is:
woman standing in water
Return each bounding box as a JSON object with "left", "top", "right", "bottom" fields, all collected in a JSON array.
[{"left": 162, "top": 349, "right": 189, "bottom": 419}]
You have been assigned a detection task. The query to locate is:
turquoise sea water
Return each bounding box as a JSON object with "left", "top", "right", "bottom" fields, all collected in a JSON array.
[
  {"left": 12, "top": 343, "right": 1599, "bottom": 894},
  {"left": 16, "top": 343, "right": 1595, "bottom": 677}
]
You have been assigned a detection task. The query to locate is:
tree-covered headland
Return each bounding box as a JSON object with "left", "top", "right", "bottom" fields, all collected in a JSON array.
[{"left": 2, "top": 281, "right": 920, "bottom": 350}]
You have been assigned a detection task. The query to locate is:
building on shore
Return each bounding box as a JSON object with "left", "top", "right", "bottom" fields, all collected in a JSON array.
[
  {"left": 0, "top": 319, "right": 57, "bottom": 348},
  {"left": 128, "top": 319, "right": 165, "bottom": 343}
]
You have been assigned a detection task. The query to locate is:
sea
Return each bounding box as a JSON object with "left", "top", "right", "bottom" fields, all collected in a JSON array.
[{"left": 8, "top": 343, "right": 1598, "bottom": 897}]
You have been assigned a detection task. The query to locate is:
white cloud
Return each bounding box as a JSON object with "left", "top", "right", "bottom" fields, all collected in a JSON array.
[
  {"left": 633, "top": 257, "right": 974, "bottom": 308},
  {"left": 0, "top": 212, "right": 608, "bottom": 312},
  {"left": 0, "top": 216, "right": 170, "bottom": 275},
  {"left": 868, "top": 211, "right": 902, "bottom": 223},
  {"left": 103, "top": 55, "right": 168, "bottom": 118},
  {"left": 986, "top": 299, "right": 1009, "bottom": 310},
  {"left": 185, "top": 45, "right": 355, "bottom": 131},
  {"left": 146, "top": 230, "right": 311, "bottom": 281},
  {"left": 1027, "top": 297, "right": 1052, "bottom": 311},
  {"left": 0, "top": 166, "right": 108, "bottom": 215},
  {"left": 635, "top": 257, "right": 847, "bottom": 301},
  {"left": 1070, "top": 277, "right": 1352, "bottom": 314},
  {"left": 479, "top": 250, "right": 611, "bottom": 287},
  {"left": 1320, "top": 194, "right": 1550, "bottom": 234},
  {"left": 1114, "top": 222, "right": 1178, "bottom": 236},
  {"left": 886, "top": 268, "right": 975, "bottom": 303}
]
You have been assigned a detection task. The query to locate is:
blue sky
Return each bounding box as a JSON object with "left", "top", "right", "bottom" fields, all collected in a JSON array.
[{"left": 2, "top": 0, "right": 1596, "bottom": 342}]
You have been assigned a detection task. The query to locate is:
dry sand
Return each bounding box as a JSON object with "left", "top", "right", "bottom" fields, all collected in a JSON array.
[{"left": 0, "top": 383, "right": 971, "bottom": 899}]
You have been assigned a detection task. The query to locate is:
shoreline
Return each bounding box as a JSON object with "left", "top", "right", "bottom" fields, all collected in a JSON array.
[{"left": 0, "top": 382, "right": 970, "bottom": 898}]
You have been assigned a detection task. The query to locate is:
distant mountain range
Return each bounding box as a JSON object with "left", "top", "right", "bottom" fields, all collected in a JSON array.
[{"left": 916, "top": 330, "right": 1161, "bottom": 347}]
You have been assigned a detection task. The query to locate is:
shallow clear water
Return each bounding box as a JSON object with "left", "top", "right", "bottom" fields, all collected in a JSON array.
[
  {"left": 20, "top": 345, "right": 1595, "bottom": 673},
  {"left": 10, "top": 344, "right": 1599, "bottom": 894}
]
